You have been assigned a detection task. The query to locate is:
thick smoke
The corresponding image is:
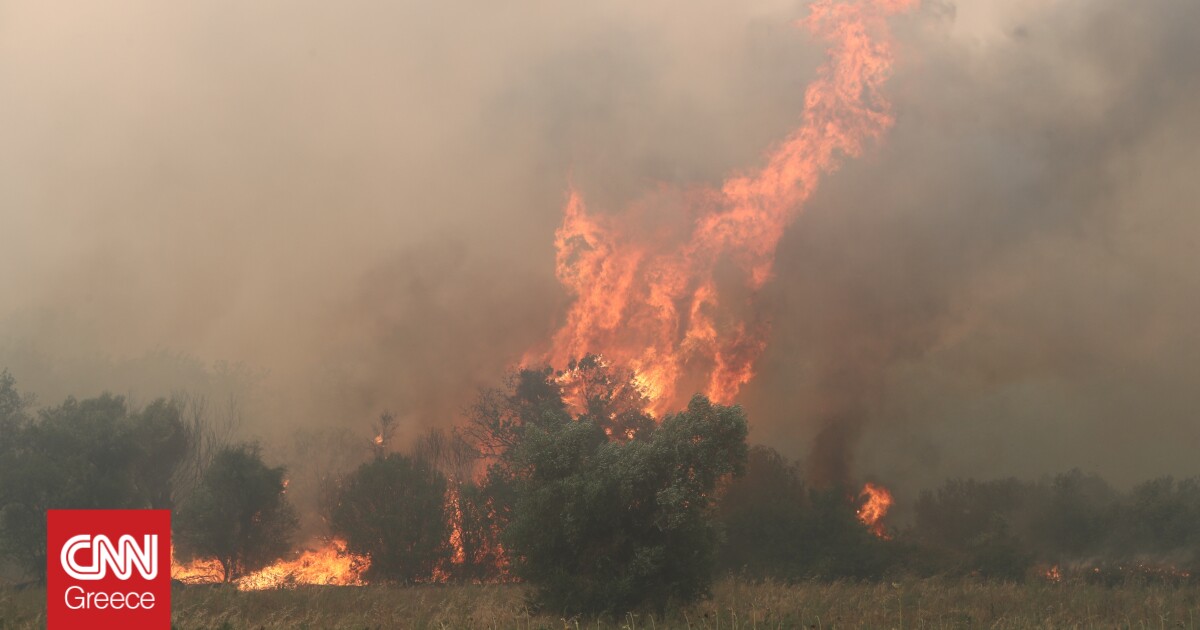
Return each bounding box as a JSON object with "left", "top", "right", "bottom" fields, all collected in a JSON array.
[
  {"left": 746, "top": 0, "right": 1200, "bottom": 496},
  {"left": 2, "top": 0, "right": 1199, "bottom": 502}
]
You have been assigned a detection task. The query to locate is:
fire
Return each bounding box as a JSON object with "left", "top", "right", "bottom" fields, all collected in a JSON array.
[
  {"left": 536, "top": 0, "right": 918, "bottom": 416},
  {"left": 171, "top": 539, "right": 370, "bottom": 591},
  {"left": 446, "top": 483, "right": 466, "bottom": 568},
  {"left": 234, "top": 539, "right": 370, "bottom": 590},
  {"left": 856, "top": 482, "right": 893, "bottom": 539},
  {"left": 170, "top": 547, "right": 224, "bottom": 585}
]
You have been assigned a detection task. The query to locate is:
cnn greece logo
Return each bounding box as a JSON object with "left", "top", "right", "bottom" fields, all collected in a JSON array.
[
  {"left": 60, "top": 534, "right": 158, "bottom": 580},
  {"left": 47, "top": 510, "right": 171, "bottom": 629}
]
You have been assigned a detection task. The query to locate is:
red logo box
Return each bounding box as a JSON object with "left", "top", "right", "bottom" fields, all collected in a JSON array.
[{"left": 47, "top": 510, "right": 171, "bottom": 630}]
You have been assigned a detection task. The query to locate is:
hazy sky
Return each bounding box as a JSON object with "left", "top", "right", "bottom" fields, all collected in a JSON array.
[{"left": 2, "top": 0, "right": 1198, "bottom": 500}]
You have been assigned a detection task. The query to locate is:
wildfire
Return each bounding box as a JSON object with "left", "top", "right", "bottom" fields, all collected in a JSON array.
[
  {"left": 856, "top": 482, "right": 893, "bottom": 539},
  {"left": 171, "top": 539, "right": 370, "bottom": 591},
  {"left": 535, "top": 0, "right": 918, "bottom": 416}
]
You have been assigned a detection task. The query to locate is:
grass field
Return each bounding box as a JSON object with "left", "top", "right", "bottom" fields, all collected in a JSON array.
[{"left": 4, "top": 578, "right": 1200, "bottom": 629}]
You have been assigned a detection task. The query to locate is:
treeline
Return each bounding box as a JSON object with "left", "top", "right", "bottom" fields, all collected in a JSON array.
[
  {"left": 3, "top": 364, "right": 1200, "bottom": 616},
  {"left": 332, "top": 358, "right": 748, "bottom": 614},
  {"left": 0, "top": 369, "right": 294, "bottom": 584},
  {"left": 718, "top": 449, "right": 1200, "bottom": 583},
  {"left": 909, "top": 472, "right": 1200, "bottom": 581}
]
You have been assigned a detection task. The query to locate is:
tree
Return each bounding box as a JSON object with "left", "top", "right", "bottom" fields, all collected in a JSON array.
[
  {"left": 557, "top": 354, "right": 656, "bottom": 442},
  {"left": 0, "top": 387, "right": 191, "bottom": 581},
  {"left": 504, "top": 394, "right": 748, "bottom": 614},
  {"left": 0, "top": 370, "right": 31, "bottom": 436},
  {"left": 174, "top": 443, "right": 298, "bottom": 582},
  {"left": 330, "top": 453, "right": 449, "bottom": 583},
  {"left": 129, "top": 398, "right": 193, "bottom": 510},
  {"left": 1028, "top": 469, "right": 1116, "bottom": 560},
  {"left": 1112, "top": 476, "right": 1200, "bottom": 556},
  {"left": 462, "top": 367, "right": 571, "bottom": 460},
  {"left": 716, "top": 446, "right": 810, "bottom": 579}
]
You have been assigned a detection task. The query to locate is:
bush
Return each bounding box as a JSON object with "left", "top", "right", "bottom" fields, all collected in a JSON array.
[
  {"left": 175, "top": 443, "right": 298, "bottom": 582},
  {"left": 504, "top": 395, "right": 748, "bottom": 614},
  {"left": 331, "top": 453, "right": 449, "bottom": 583}
]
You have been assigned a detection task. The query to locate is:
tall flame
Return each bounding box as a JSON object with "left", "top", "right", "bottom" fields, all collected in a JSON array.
[
  {"left": 856, "top": 482, "right": 893, "bottom": 539},
  {"left": 538, "top": 0, "right": 917, "bottom": 415}
]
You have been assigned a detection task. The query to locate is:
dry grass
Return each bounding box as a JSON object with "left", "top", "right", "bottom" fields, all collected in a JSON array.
[{"left": 3, "top": 578, "right": 1200, "bottom": 629}]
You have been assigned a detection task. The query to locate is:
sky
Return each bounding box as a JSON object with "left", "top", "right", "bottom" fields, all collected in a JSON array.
[{"left": 2, "top": 0, "right": 1199, "bottom": 502}]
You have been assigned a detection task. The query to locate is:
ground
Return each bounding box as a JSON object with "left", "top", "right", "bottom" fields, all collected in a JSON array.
[{"left": 3, "top": 579, "right": 1200, "bottom": 629}]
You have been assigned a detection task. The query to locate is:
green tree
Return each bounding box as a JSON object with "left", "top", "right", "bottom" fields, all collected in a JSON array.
[
  {"left": 0, "top": 386, "right": 190, "bottom": 581},
  {"left": 175, "top": 443, "right": 298, "bottom": 582},
  {"left": 0, "top": 370, "right": 31, "bottom": 435},
  {"left": 504, "top": 394, "right": 748, "bottom": 614},
  {"left": 330, "top": 453, "right": 449, "bottom": 583}
]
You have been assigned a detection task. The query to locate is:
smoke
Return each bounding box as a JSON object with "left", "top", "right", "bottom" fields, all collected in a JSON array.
[
  {"left": 2, "top": 0, "right": 1200, "bottom": 499},
  {"left": 746, "top": 0, "right": 1200, "bottom": 494}
]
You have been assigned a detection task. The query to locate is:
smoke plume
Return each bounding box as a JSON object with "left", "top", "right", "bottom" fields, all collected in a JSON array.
[{"left": 2, "top": 0, "right": 1199, "bottom": 502}]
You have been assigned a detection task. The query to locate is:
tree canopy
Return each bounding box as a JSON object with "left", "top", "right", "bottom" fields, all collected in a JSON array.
[{"left": 503, "top": 393, "right": 748, "bottom": 614}]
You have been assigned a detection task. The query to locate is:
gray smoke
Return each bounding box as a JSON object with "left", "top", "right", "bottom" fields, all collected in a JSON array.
[{"left": 2, "top": 0, "right": 1198, "bottom": 506}]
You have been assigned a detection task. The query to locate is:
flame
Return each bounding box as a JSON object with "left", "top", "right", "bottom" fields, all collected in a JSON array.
[
  {"left": 447, "top": 483, "right": 466, "bottom": 568},
  {"left": 856, "top": 482, "right": 893, "bottom": 539},
  {"left": 535, "top": 0, "right": 918, "bottom": 416},
  {"left": 170, "top": 546, "right": 224, "bottom": 585},
  {"left": 434, "top": 483, "right": 514, "bottom": 583},
  {"left": 171, "top": 539, "right": 370, "bottom": 591},
  {"left": 1040, "top": 563, "right": 1191, "bottom": 582},
  {"left": 1043, "top": 564, "right": 1062, "bottom": 582}
]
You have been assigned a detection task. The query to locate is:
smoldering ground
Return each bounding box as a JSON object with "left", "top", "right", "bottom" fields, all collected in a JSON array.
[{"left": 2, "top": 0, "right": 1199, "bottom": 506}]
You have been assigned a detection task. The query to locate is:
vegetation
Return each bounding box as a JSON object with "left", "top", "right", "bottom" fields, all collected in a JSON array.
[
  {"left": 456, "top": 361, "right": 750, "bottom": 613},
  {"left": 331, "top": 453, "right": 449, "bottom": 583},
  {"left": 503, "top": 394, "right": 748, "bottom": 614},
  {"left": 174, "top": 444, "right": 299, "bottom": 582},
  {"left": 0, "top": 372, "right": 191, "bottom": 581},
  {"left": 716, "top": 446, "right": 892, "bottom": 581},
  {"left": 6, "top": 579, "right": 1200, "bottom": 629},
  {"left": 5, "top": 366, "right": 1200, "bottom": 621}
]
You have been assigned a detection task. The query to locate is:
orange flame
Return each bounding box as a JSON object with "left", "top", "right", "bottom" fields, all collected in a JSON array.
[
  {"left": 171, "top": 539, "right": 370, "bottom": 591},
  {"left": 170, "top": 546, "right": 224, "bottom": 585},
  {"left": 447, "top": 483, "right": 466, "bottom": 567},
  {"left": 536, "top": 0, "right": 918, "bottom": 416},
  {"left": 856, "top": 482, "right": 893, "bottom": 539},
  {"left": 1043, "top": 565, "right": 1062, "bottom": 582}
]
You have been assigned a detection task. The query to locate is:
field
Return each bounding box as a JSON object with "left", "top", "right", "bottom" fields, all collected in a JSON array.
[{"left": 4, "top": 579, "right": 1200, "bottom": 629}]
